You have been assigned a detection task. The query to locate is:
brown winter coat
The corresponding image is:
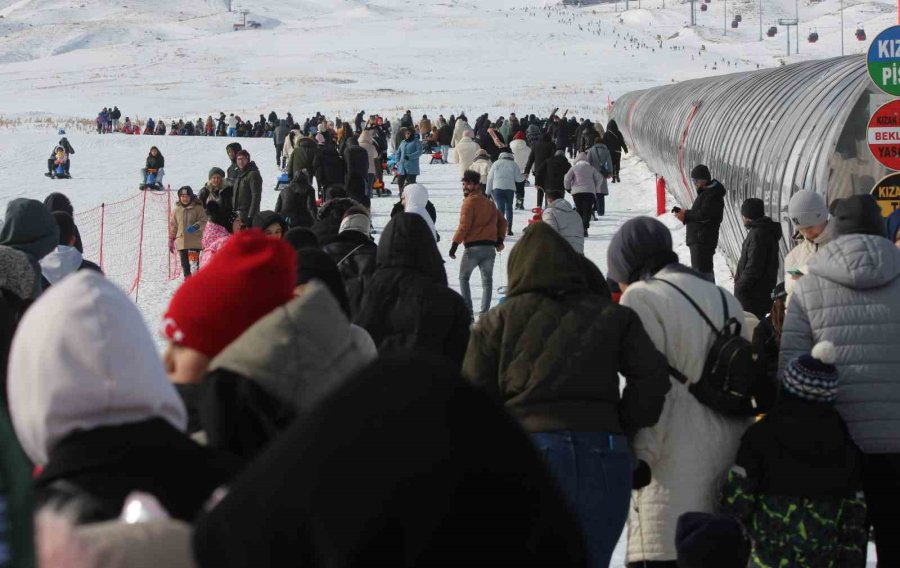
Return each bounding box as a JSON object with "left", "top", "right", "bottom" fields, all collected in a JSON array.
[
  {"left": 462, "top": 223, "right": 670, "bottom": 436},
  {"left": 170, "top": 197, "right": 207, "bottom": 250},
  {"left": 452, "top": 192, "right": 507, "bottom": 247}
]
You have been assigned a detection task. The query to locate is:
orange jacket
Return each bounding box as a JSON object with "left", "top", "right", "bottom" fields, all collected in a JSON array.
[{"left": 452, "top": 192, "right": 507, "bottom": 246}]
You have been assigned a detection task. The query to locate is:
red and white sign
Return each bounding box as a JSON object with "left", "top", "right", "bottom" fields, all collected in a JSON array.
[{"left": 868, "top": 100, "right": 900, "bottom": 170}]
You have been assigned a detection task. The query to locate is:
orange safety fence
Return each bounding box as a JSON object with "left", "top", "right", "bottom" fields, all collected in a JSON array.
[{"left": 75, "top": 188, "right": 181, "bottom": 301}]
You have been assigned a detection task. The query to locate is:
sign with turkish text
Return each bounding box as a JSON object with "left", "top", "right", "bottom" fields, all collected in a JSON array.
[
  {"left": 868, "top": 26, "right": 900, "bottom": 96},
  {"left": 867, "top": 100, "right": 900, "bottom": 170},
  {"left": 871, "top": 172, "right": 900, "bottom": 216}
]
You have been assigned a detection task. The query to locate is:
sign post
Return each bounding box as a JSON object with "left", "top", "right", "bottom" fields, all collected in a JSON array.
[
  {"left": 868, "top": 25, "right": 900, "bottom": 96},
  {"left": 867, "top": 100, "right": 900, "bottom": 170},
  {"left": 871, "top": 172, "right": 900, "bottom": 216}
]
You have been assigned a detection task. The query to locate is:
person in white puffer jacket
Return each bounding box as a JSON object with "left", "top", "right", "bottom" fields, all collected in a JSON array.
[
  {"left": 451, "top": 116, "right": 472, "bottom": 147},
  {"left": 606, "top": 217, "right": 751, "bottom": 566},
  {"left": 455, "top": 131, "right": 481, "bottom": 179},
  {"left": 487, "top": 152, "right": 524, "bottom": 236}
]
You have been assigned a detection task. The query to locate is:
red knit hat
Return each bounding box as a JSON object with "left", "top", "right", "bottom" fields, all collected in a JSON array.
[
  {"left": 161, "top": 230, "right": 296, "bottom": 359},
  {"left": 514, "top": 131, "right": 526, "bottom": 141}
]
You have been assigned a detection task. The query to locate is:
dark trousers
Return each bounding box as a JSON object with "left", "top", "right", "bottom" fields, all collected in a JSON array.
[
  {"left": 864, "top": 453, "right": 900, "bottom": 566},
  {"left": 688, "top": 243, "right": 715, "bottom": 282},
  {"left": 611, "top": 151, "right": 622, "bottom": 181},
  {"left": 533, "top": 432, "right": 632, "bottom": 568},
  {"left": 536, "top": 187, "right": 545, "bottom": 208},
  {"left": 595, "top": 193, "right": 605, "bottom": 216},
  {"left": 179, "top": 249, "right": 201, "bottom": 277},
  {"left": 398, "top": 174, "right": 417, "bottom": 194},
  {"left": 515, "top": 182, "right": 525, "bottom": 203},
  {"left": 275, "top": 145, "right": 283, "bottom": 166},
  {"left": 573, "top": 193, "right": 595, "bottom": 231}
]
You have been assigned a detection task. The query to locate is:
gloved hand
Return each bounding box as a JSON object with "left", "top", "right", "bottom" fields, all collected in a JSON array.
[
  {"left": 185, "top": 223, "right": 200, "bottom": 234},
  {"left": 448, "top": 242, "right": 459, "bottom": 259},
  {"left": 633, "top": 460, "right": 652, "bottom": 490},
  {"left": 168, "top": 239, "right": 176, "bottom": 254}
]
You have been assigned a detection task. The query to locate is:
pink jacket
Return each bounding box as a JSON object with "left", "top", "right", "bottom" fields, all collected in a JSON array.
[{"left": 200, "top": 222, "right": 230, "bottom": 266}]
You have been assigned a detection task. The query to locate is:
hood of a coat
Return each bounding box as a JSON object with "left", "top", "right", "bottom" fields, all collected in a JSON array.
[
  {"left": 807, "top": 233, "right": 900, "bottom": 290},
  {"left": 699, "top": 180, "right": 726, "bottom": 199},
  {"left": 209, "top": 281, "right": 365, "bottom": 413},
  {"left": 498, "top": 152, "right": 515, "bottom": 161},
  {"left": 40, "top": 245, "right": 83, "bottom": 285},
  {"left": 8, "top": 271, "right": 187, "bottom": 465},
  {"left": 747, "top": 216, "right": 783, "bottom": 241},
  {"left": 376, "top": 213, "right": 447, "bottom": 285},
  {"left": 43, "top": 192, "right": 74, "bottom": 216},
  {"left": 0, "top": 245, "right": 37, "bottom": 299},
  {"left": 176, "top": 197, "right": 202, "bottom": 210},
  {"left": 0, "top": 198, "right": 59, "bottom": 261},
  {"left": 507, "top": 222, "right": 587, "bottom": 297}
]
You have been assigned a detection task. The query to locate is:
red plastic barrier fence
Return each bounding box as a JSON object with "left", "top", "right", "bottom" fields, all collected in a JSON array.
[{"left": 75, "top": 189, "right": 181, "bottom": 301}]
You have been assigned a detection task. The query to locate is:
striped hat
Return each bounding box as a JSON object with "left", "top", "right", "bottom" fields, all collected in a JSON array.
[{"left": 783, "top": 341, "right": 838, "bottom": 403}]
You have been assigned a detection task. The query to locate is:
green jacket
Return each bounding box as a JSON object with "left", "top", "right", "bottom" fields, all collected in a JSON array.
[{"left": 462, "top": 222, "right": 670, "bottom": 435}]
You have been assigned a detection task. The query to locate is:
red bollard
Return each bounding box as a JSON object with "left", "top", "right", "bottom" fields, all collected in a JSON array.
[{"left": 656, "top": 176, "right": 666, "bottom": 216}]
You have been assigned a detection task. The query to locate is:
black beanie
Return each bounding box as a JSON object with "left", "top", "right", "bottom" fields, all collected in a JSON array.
[
  {"left": 676, "top": 513, "right": 751, "bottom": 568},
  {"left": 741, "top": 198, "right": 765, "bottom": 220},
  {"left": 834, "top": 194, "right": 886, "bottom": 237},
  {"left": 294, "top": 249, "right": 351, "bottom": 318},
  {"left": 209, "top": 167, "right": 226, "bottom": 179},
  {"left": 690, "top": 165, "right": 711, "bottom": 182}
]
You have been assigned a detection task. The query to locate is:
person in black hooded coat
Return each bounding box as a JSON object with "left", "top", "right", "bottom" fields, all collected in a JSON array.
[
  {"left": 603, "top": 120, "right": 628, "bottom": 183},
  {"left": 311, "top": 197, "right": 363, "bottom": 246},
  {"left": 354, "top": 214, "right": 471, "bottom": 369},
  {"left": 275, "top": 172, "right": 318, "bottom": 229},
  {"left": 322, "top": 208, "right": 377, "bottom": 316},
  {"left": 224, "top": 142, "right": 242, "bottom": 188},
  {"left": 734, "top": 198, "right": 784, "bottom": 319},
  {"left": 192, "top": 355, "right": 588, "bottom": 568},
  {"left": 343, "top": 138, "right": 371, "bottom": 207},
  {"left": 315, "top": 141, "right": 346, "bottom": 196}
]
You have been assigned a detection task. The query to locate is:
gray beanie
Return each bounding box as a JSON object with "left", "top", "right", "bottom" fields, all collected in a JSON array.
[
  {"left": 788, "top": 190, "right": 828, "bottom": 229},
  {"left": 607, "top": 216, "right": 677, "bottom": 285}
]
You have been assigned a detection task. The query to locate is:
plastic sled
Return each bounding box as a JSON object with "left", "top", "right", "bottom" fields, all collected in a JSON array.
[
  {"left": 430, "top": 151, "right": 443, "bottom": 164},
  {"left": 273, "top": 172, "right": 290, "bottom": 192}
]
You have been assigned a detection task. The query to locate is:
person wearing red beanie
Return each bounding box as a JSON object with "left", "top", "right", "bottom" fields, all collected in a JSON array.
[{"left": 161, "top": 229, "right": 296, "bottom": 385}]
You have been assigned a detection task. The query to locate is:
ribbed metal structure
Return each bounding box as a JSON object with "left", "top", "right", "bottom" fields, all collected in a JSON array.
[{"left": 611, "top": 55, "right": 890, "bottom": 265}]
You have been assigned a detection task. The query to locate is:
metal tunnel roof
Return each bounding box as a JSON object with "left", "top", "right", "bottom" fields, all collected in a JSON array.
[{"left": 610, "top": 55, "right": 891, "bottom": 266}]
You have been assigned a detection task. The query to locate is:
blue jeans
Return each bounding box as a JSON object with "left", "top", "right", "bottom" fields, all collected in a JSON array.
[
  {"left": 459, "top": 245, "right": 495, "bottom": 315},
  {"left": 532, "top": 431, "right": 632, "bottom": 568},
  {"left": 494, "top": 189, "right": 514, "bottom": 231},
  {"left": 227, "top": 127, "right": 236, "bottom": 137},
  {"left": 440, "top": 144, "right": 450, "bottom": 163}
]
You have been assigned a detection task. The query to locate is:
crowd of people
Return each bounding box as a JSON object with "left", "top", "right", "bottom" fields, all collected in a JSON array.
[{"left": 4, "top": 102, "right": 900, "bottom": 567}]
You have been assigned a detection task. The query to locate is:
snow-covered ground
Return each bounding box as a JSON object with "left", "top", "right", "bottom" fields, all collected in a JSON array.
[{"left": 0, "top": 0, "right": 891, "bottom": 564}]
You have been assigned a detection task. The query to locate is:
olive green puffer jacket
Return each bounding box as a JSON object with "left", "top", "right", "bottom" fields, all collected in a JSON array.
[{"left": 462, "top": 222, "right": 670, "bottom": 435}]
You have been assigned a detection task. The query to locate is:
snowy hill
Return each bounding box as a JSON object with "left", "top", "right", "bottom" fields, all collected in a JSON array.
[{"left": 0, "top": 0, "right": 891, "bottom": 120}]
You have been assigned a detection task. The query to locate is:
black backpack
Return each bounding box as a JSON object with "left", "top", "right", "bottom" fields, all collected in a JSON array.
[{"left": 654, "top": 279, "right": 763, "bottom": 417}]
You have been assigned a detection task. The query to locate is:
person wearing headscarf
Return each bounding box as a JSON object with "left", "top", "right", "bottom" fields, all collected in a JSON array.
[
  {"left": 402, "top": 184, "right": 438, "bottom": 240},
  {"left": 192, "top": 356, "right": 588, "bottom": 568},
  {"left": 8, "top": 272, "right": 238, "bottom": 524},
  {"left": 354, "top": 214, "right": 470, "bottom": 369},
  {"left": 606, "top": 216, "right": 751, "bottom": 566}
]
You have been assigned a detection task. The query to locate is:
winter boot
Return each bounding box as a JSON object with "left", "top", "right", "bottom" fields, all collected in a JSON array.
[{"left": 515, "top": 197, "right": 524, "bottom": 210}]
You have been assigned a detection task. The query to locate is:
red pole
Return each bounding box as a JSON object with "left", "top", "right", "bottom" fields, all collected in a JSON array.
[
  {"left": 98, "top": 203, "right": 106, "bottom": 270},
  {"left": 656, "top": 176, "right": 667, "bottom": 216},
  {"left": 134, "top": 189, "right": 148, "bottom": 303}
]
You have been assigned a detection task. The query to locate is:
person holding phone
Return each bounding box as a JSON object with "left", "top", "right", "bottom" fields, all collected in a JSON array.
[
  {"left": 673, "top": 165, "right": 725, "bottom": 282},
  {"left": 783, "top": 190, "right": 836, "bottom": 299}
]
